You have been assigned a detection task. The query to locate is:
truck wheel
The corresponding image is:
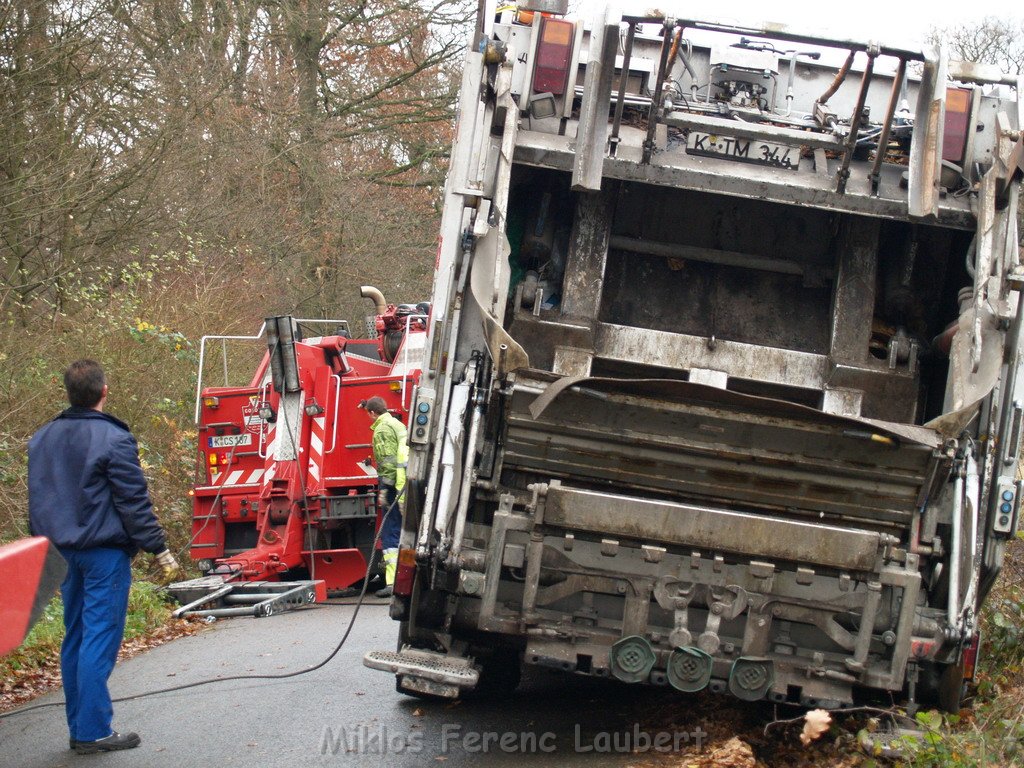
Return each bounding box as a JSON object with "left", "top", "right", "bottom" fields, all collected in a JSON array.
[{"left": 469, "top": 647, "right": 521, "bottom": 699}]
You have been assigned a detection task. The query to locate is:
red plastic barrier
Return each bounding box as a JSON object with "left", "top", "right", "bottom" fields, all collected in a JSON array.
[{"left": 0, "top": 537, "right": 67, "bottom": 656}]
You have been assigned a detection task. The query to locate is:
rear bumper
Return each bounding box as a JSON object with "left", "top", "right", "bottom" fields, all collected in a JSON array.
[{"left": 463, "top": 482, "right": 929, "bottom": 706}]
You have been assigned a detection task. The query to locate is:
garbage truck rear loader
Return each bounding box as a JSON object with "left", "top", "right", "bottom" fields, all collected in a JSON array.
[{"left": 365, "top": 4, "right": 1024, "bottom": 711}]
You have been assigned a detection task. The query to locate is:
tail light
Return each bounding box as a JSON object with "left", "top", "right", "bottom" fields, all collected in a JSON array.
[
  {"left": 943, "top": 87, "right": 972, "bottom": 165},
  {"left": 962, "top": 631, "right": 981, "bottom": 681},
  {"left": 394, "top": 548, "right": 417, "bottom": 597},
  {"left": 533, "top": 17, "right": 574, "bottom": 96}
]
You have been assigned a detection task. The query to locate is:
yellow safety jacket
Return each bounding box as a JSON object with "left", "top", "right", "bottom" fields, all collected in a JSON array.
[{"left": 371, "top": 411, "right": 408, "bottom": 491}]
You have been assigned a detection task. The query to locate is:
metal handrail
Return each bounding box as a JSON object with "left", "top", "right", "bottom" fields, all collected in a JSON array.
[
  {"left": 835, "top": 51, "right": 877, "bottom": 194},
  {"left": 327, "top": 374, "right": 341, "bottom": 454},
  {"left": 400, "top": 314, "right": 429, "bottom": 411},
  {"left": 194, "top": 324, "right": 267, "bottom": 424},
  {"left": 870, "top": 58, "right": 908, "bottom": 194},
  {"left": 621, "top": 15, "right": 928, "bottom": 61},
  {"left": 194, "top": 318, "right": 353, "bottom": 424}
]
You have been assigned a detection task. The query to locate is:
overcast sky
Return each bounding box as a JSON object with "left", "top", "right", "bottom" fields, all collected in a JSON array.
[{"left": 578, "top": 0, "right": 1024, "bottom": 47}]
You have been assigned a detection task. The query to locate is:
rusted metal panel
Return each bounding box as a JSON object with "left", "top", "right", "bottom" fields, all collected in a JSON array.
[
  {"left": 560, "top": 183, "right": 618, "bottom": 320},
  {"left": 507, "top": 316, "right": 592, "bottom": 372},
  {"left": 663, "top": 112, "right": 845, "bottom": 151},
  {"left": 908, "top": 48, "right": 945, "bottom": 220},
  {"left": 829, "top": 217, "right": 880, "bottom": 367},
  {"left": 544, "top": 485, "right": 884, "bottom": 571},
  {"left": 571, "top": 8, "right": 619, "bottom": 192},
  {"left": 504, "top": 375, "right": 939, "bottom": 527},
  {"left": 595, "top": 322, "right": 830, "bottom": 388}
]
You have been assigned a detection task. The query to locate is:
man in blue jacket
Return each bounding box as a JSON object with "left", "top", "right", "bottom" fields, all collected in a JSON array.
[{"left": 28, "top": 359, "right": 179, "bottom": 755}]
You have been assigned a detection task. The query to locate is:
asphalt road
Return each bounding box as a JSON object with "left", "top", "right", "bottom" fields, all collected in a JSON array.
[{"left": 0, "top": 600, "right": 729, "bottom": 768}]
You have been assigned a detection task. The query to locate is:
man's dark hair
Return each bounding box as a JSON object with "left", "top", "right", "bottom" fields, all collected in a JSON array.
[
  {"left": 364, "top": 396, "right": 388, "bottom": 416},
  {"left": 64, "top": 359, "right": 106, "bottom": 408}
]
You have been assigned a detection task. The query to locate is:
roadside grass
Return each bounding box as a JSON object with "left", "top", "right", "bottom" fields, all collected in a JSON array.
[{"left": 1, "top": 579, "right": 173, "bottom": 681}]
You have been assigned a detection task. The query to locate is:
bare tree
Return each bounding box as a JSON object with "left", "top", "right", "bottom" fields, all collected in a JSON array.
[
  {"left": 930, "top": 17, "right": 1024, "bottom": 239},
  {"left": 260, "top": 0, "right": 471, "bottom": 313},
  {"left": 931, "top": 17, "right": 1024, "bottom": 74},
  {"left": 1, "top": 0, "right": 469, "bottom": 325},
  {"left": 0, "top": 1, "right": 171, "bottom": 319}
]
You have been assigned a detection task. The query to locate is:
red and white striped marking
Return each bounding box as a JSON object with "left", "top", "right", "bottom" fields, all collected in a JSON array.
[
  {"left": 209, "top": 468, "right": 266, "bottom": 487},
  {"left": 306, "top": 414, "right": 326, "bottom": 490},
  {"left": 263, "top": 421, "right": 277, "bottom": 488}
]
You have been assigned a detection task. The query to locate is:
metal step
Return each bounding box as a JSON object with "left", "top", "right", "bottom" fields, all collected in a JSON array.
[{"left": 363, "top": 647, "right": 480, "bottom": 690}]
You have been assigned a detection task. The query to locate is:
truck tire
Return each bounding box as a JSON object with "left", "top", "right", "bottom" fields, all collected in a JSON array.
[{"left": 917, "top": 661, "right": 967, "bottom": 713}]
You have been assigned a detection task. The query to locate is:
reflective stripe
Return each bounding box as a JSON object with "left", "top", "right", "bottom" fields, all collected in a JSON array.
[{"left": 383, "top": 548, "right": 398, "bottom": 586}]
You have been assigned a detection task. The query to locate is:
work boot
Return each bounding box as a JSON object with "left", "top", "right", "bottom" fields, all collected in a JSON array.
[
  {"left": 74, "top": 731, "right": 141, "bottom": 754},
  {"left": 375, "top": 585, "right": 394, "bottom": 598}
]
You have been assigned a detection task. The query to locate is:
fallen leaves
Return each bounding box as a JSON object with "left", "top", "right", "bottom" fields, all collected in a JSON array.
[
  {"left": 117, "top": 620, "right": 203, "bottom": 661},
  {"left": 694, "top": 736, "right": 757, "bottom": 768}
]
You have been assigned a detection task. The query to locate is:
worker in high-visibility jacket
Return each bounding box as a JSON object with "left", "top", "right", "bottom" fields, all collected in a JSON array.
[{"left": 363, "top": 396, "right": 408, "bottom": 598}]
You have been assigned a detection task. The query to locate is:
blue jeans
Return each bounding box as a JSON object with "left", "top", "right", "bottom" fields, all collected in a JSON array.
[
  {"left": 379, "top": 484, "right": 402, "bottom": 551},
  {"left": 58, "top": 547, "right": 131, "bottom": 742}
]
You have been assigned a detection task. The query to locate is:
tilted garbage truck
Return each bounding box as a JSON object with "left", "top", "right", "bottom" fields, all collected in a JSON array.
[{"left": 365, "top": 3, "right": 1024, "bottom": 712}]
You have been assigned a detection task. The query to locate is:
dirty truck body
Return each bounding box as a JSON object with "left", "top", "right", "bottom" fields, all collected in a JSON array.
[{"left": 367, "top": 6, "right": 1024, "bottom": 709}]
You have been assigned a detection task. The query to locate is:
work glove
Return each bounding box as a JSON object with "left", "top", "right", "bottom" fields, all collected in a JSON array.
[{"left": 155, "top": 549, "right": 181, "bottom": 580}]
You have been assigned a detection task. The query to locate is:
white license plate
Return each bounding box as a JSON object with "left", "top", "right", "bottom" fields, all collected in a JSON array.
[
  {"left": 208, "top": 433, "right": 253, "bottom": 448},
  {"left": 686, "top": 131, "right": 799, "bottom": 170}
]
